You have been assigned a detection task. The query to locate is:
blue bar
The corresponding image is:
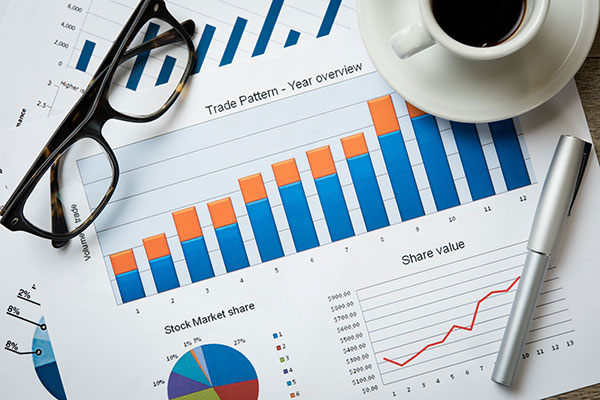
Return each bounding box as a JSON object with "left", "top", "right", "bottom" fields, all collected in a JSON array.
[
  {"left": 126, "top": 22, "right": 160, "bottom": 90},
  {"left": 193, "top": 24, "right": 216, "bottom": 75},
  {"left": 115, "top": 270, "right": 145, "bottom": 303},
  {"left": 220, "top": 17, "right": 247, "bottom": 66},
  {"left": 451, "top": 122, "right": 495, "bottom": 201},
  {"left": 378, "top": 131, "right": 424, "bottom": 220},
  {"left": 317, "top": 0, "right": 342, "bottom": 38},
  {"left": 181, "top": 237, "right": 214, "bottom": 282},
  {"left": 285, "top": 30, "right": 300, "bottom": 47},
  {"left": 76, "top": 40, "right": 95, "bottom": 72},
  {"left": 149, "top": 255, "right": 180, "bottom": 293},
  {"left": 347, "top": 154, "right": 389, "bottom": 231},
  {"left": 412, "top": 115, "right": 460, "bottom": 211},
  {"left": 314, "top": 174, "right": 354, "bottom": 241},
  {"left": 252, "top": 0, "right": 284, "bottom": 56},
  {"left": 215, "top": 223, "right": 249, "bottom": 272},
  {"left": 246, "top": 198, "right": 284, "bottom": 262},
  {"left": 156, "top": 55, "right": 176, "bottom": 86},
  {"left": 489, "top": 119, "right": 531, "bottom": 190},
  {"left": 278, "top": 182, "right": 319, "bottom": 252}
]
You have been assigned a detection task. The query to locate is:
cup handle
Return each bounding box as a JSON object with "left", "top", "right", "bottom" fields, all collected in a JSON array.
[{"left": 390, "top": 18, "right": 436, "bottom": 59}]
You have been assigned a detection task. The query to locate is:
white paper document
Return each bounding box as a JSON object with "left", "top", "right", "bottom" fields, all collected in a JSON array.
[
  {"left": 0, "top": 1, "right": 10, "bottom": 27},
  {"left": 1, "top": 31, "right": 600, "bottom": 399},
  {"left": 0, "top": 0, "right": 357, "bottom": 130}
]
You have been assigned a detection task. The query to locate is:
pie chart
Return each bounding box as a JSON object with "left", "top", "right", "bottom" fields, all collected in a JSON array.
[
  {"left": 167, "top": 344, "right": 259, "bottom": 400},
  {"left": 32, "top": 316, "right": 67, "bottom": 400}
]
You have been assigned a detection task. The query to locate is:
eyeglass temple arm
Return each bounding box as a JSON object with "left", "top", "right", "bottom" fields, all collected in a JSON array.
[
  {"left": 48, "top": 19, "right": 196, "bottom": 247},
  {"left": 50, "top": 158, "right": 69, "bottom": 249}
]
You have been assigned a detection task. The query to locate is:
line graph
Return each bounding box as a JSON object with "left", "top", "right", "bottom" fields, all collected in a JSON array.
[
  {"left": 357, "top": 242, "right": 576, "bottom": 384},
  {"left": 383, "top": 276, "right": 520, "bottom": 367}
]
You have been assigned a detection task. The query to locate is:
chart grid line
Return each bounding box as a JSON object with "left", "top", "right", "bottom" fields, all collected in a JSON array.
[
  {"left": 385, "top": 352, "right": 499, "bottom": 384},
  {"left": 359, "top": 253, "right": 526, "bottom": 302},
  {"left": 362, "top": 264, "right": 524, "bottom": 313},
  {"left": 371, "top": 301, "right": 514, "bottom": 344},
  {"left": 365, "top": 277, "right": 521, "bottom": 324},
  {"left": 356, "top": 241, "right": 528, "bottom": 294},
  {"left": 383, "top": 341, "right": 503, "bottom": 374}
]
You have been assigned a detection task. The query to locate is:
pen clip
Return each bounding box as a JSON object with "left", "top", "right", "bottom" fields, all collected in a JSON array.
[{"left": 568, "top": 141, "right": 592, "bottom": 216}]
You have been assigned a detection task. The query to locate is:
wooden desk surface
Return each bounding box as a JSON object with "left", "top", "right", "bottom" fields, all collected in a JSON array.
[{"left": 544, "top": 27, "right": 600, "bottom": 400}]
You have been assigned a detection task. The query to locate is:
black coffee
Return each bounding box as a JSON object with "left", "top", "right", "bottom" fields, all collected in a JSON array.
[{"left": 432, "top": 0, "right": 526, "bottom": 48}]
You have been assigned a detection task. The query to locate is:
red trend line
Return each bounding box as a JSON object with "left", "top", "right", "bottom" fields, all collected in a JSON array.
[{"left": 383, "top": 276, "right": 521, "bottom": 368}]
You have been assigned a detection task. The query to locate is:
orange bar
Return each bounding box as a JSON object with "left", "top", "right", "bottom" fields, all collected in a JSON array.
[
  {"left": 272, "top": 159, "right": 301, "bottom": 187},
  {"left": 406, "top": 102, "right": 427, "bottom": 119},
  {"left": 143, "top": 233, "right": 171, "bottom": 261},
  {"left": 207, "top": 198, "right": 237, "bottom": 229},
  {"left": 306, "top": 146, "right": 337, "bottom": 179},
  {"left": 239, "top": 173, "right": 268, "bottom": 204},
  {"left": 341, "top": 133, "right": 369, "bottom": 159},
  {"left": 367, "top": 95, "right": 400, "bottom": 136},
  {"left": 110, "top": 249, "right": 138, "bottom": 276},
  {"left": 172, "top": 207, "right": 203, "bottom": 242}
]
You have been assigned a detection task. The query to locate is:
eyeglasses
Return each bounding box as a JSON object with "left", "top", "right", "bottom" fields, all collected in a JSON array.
[{"left": 0, "top": 0, "right": 197, "bottom": 248}]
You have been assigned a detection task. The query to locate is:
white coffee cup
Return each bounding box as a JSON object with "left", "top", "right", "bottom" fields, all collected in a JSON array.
[{"left": 391, "top": 0, "right": 551, "bottom": 60}]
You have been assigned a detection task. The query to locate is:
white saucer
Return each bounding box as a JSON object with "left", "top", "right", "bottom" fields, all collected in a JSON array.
[{"left": 357, "top": 0, "right": 599, "bottom": 122}]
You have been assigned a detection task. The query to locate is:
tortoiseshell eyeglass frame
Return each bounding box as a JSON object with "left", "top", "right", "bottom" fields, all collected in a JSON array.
[{"left": 0, "top": 0, "right": 197, "bottom": 248}]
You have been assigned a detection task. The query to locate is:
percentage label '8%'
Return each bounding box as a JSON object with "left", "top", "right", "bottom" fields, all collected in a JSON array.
[{"left": 7, "top": 305, "right": 20, "bottom": 315}]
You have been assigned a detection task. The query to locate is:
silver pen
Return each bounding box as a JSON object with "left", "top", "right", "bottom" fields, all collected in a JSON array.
[{"left": 491, "top": 135, "right": 592, "bottom": 387}]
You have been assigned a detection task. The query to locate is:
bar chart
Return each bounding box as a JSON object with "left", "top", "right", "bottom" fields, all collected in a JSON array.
[
  {"left": 77, "top": 72, "right": 535, "bottom": 304},
  {"left": 71, "top": 0, "right": 354, "bottom": 90},
  {"left": 0, "top": 0, "right": 357, "bottom": 131}
]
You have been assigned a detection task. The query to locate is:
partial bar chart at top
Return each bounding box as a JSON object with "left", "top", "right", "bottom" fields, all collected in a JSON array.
[
  {"left": 71, "top": 0, "right": 357, "bottom": 91},
  {"left": 77, "top": 72, "right": 536, "bottom": 305}
]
